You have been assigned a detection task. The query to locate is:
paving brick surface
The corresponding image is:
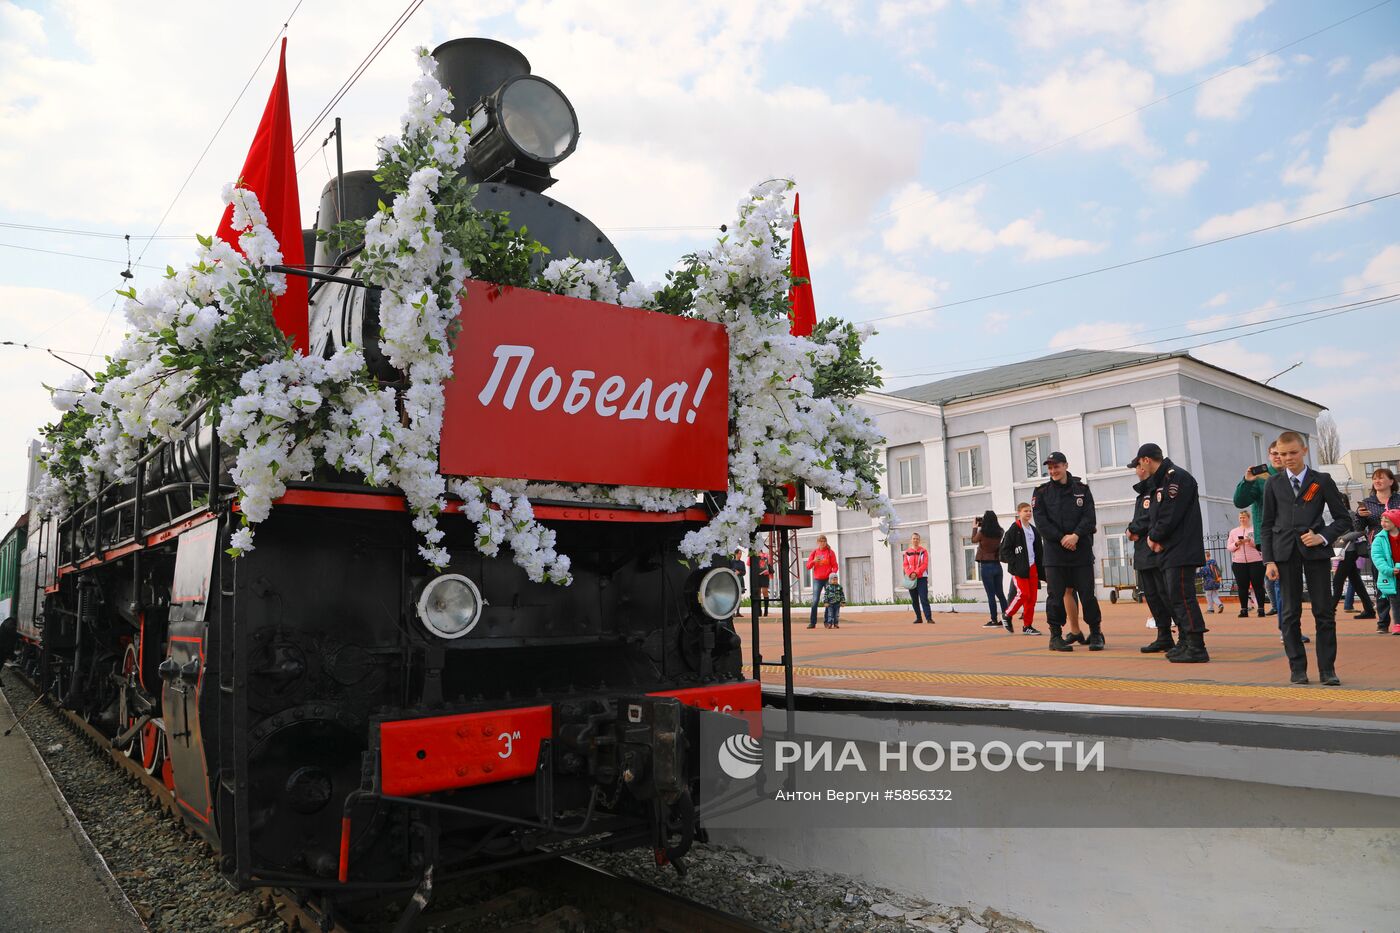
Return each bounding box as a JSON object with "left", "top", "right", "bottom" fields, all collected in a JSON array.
[{"left": 743, "top": 598, "right": 1400, "bottom": 717}]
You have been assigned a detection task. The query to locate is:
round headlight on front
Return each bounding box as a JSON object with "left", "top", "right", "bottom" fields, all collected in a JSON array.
[
  {"left": 498, "top": 75, "right": 579, "bottom": 163},
  {"left": 416, "top": 574, "right": 483, "bottom": 639},
  {"left": 697, "top": 567, "right": 743, "bottom": 620}
]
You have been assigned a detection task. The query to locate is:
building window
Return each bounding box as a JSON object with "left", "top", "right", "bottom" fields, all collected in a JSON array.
[
  {"left": 1253, "top": 433, "right": 1265, "bottom": 464},
  {"left": 1364, "top": 461, "right": 1399, "bottom": 476},
  {"left": 896, "top": 455, "right": 923, "bottom": 497},
  {"left": 961, "top": 536, "right": 980, "bottom": 582},
  {"left": 957, "top": 447, "right": 983, "bottom": 488},
  {"left": 1023, "top": 435, "right": 1049, "bottom": 480},
  {"left": 1095, "top": 422, "right": 1130, "bottom": 470}
]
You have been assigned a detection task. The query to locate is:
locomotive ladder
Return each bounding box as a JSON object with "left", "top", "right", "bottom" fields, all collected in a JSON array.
[
  {"left": 749, "top": 526, "right": 796, "bottom": 713},
  {"left": 208, "top": 430, "right": 253, "bottom": 886}
]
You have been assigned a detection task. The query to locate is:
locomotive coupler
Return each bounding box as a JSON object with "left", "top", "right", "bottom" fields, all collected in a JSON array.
[{"left": 555, "top": 696, "right": 686, "bottom": 805}]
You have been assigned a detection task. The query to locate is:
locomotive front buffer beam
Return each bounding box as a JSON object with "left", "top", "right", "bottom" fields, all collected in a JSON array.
[{"left": 332, "top": 681, "right": 761, "bottom": 891}]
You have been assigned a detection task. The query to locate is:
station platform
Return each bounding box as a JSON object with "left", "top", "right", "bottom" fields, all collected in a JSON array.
[
  {"left": 0, "top": 685, "right": 142, "bottom": 932},
  {"left": 747, "top": 599, "right": 1400, "bottom": 719}
]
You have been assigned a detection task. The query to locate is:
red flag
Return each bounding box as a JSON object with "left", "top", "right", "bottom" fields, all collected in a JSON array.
[
  {"left": 788, "top": 192, "right": 816, "bottom": 337},
  {"left": 215, "top": 38, "right": 308, "bottom": 353}
]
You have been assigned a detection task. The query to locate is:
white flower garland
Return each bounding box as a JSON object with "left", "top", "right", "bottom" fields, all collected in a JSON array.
[{"left": 34, "top": 47, "right": 891, "bottom": 590}]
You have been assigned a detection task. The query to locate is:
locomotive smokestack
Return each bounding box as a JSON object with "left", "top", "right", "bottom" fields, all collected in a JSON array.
[{"left": 431, "top": 38, "right": 532, "bottom": 124}]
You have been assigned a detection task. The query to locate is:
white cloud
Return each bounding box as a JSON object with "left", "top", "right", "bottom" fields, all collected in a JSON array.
[
  {"left": 847, "top": 255, "right": 947, "bottom": 329},
  {"left": 1139, "top": 0, "right": 1270, "bottom": 74},
  {"left": 1311, "top": 249, "right": 1346, "bottom": 263},
  {"left": 1184, "top": 129, "right": 1200, "bottom": 145},
  {"left": 1292, "top": 88, "right": 1400, "bottom": 215},
  {"left": 1194, "top": 53, "right": 1283, "bottom": 119},
  {"left": 1186, "top": 298, "right": 1275, "bottom": 333},
  {"left": 1148, "top": 158, "right": 1208, "bottom": 194},
  {"left": 1203, "top": 291, "right": 1229, "bottom": 307},
  {"left": 984, "top": 311, "right": 1011, "bottom": 334},
  {"left": 1362, "top": 54, "right": 1400, "bottom": 86},
  {"left": 1048, "top": 320, "right": 1145, "bottom": 350},
  {"left": 1327, "top": 56, "right": 1350, "bottom": 77},
  {"left": 1344, "top": 243, "right": 1400, "bottom": 292},
  {"left": 1307, "top": 346, "right": 1371, "bottom": 369},
  {"left": 1015, "top": 0, "right": 1268, "bottom": 74},
  {"left": 1192, "top": 200, "right": 1290, "bottom": 240},
  {"left": 877, "top": 0, "right": 949, "bottom": 28},
  {"left": 1197, "top": 89, "right": 1400, "bottom": 241},
  {"left": 1190, "top": 339, "right": 1275, "bottom": 381},
  {"left": 964, "top": 50, "right": 1157, "bottom": 154},
  {"left": 881, "top": 183, "right": 1104, "bottom": 259}
]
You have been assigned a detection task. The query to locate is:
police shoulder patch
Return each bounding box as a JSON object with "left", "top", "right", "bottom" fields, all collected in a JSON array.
[{"left": 1168, "top": 483, "right": 1180, "bottom": 498}]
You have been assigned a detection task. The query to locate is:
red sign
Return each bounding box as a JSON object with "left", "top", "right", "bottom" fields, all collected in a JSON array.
[
  {"left": 379, "top": 705, "right": 553, "bottom": 796},
  {"left": 441, "top": 282, "right": 730, "bottom": 490}
]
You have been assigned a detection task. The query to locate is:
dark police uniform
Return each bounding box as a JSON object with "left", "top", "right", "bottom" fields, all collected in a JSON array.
[
  {"left": 1033, "top": 461, "right": 1103, "bottom": 649},
  {"left": 1261, "top": 466, "right": 1351, "bottom": 684},
  {"left": 1128, "top": 475, "right": 1175, "bottom": 652},
  {"left": 1145, "top": 457, "right": 1208, "bottom": 661}
]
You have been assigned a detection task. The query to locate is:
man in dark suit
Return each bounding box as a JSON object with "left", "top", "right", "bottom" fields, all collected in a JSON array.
[{"left": 1262, "top": 431, "right": 1352, "bottom": 685}]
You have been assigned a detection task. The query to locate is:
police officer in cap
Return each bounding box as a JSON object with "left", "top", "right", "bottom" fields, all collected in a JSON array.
[
  {"left": 1128, "top": 449, "right": 1175, "bottom": 653},
  {"left": 1033, "top": 451, "right": 1104, "bottom": 652},
  {"left": 1136, "top": 443, "right": 1210, "bottom": 663}
]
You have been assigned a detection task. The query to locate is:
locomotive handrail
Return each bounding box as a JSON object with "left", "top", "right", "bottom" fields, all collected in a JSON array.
[
  {"left": 55, "top": 397, "right": 228, "bottom": 572},
  {"left": 269, "top": 263, "right": 366, "bottom": 287}
]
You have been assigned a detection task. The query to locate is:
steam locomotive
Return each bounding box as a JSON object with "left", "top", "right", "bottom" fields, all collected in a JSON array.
[{"left": 5, "top": 37, "right": 805, "bottom": 904}]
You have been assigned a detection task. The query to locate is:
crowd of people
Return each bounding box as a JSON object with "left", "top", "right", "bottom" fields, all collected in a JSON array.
[{"left": 790, "top": 431, "right": 1391, "bottom": 686}]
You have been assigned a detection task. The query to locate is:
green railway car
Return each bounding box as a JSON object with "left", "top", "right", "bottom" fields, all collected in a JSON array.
[{"left": 0, "top": 513, "right": 25, "bottom": 623}]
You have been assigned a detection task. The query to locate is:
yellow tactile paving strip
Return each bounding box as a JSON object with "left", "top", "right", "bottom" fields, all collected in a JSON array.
[{"left": 746, "top": 665, "right": 1400, "bottom": 705}]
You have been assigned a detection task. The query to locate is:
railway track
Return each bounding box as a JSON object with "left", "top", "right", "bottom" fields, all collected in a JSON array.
[{"left": 4, "top": 668, "right": 772, "bottom": 933}]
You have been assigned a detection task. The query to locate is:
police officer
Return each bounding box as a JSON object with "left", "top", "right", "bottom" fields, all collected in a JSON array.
[
  {"left": 1128, "top": 451, "right": 1175, "bottom": 653},
  {"left": 1033, "top": 452, "right": 1104, "bottom": 652},
  {"left": 1136, "top": 443, "right": 1209, "bottom": 663}
]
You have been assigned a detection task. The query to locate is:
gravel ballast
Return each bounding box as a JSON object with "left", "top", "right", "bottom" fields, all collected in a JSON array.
[{"left": 2, "top": 667, "right": 1043, "bottom": 932}]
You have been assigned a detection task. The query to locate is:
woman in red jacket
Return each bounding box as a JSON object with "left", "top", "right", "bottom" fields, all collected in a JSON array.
[
  {"left": 903, "top": 532, "right": 933, "bottom": 624},
  {"left": 805, "top": 535, "right": 838, "bottom": 629}
]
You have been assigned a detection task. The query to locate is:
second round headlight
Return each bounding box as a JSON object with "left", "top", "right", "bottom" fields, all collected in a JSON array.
[
  {"left": 416, "top": 574, "right": 484, "bottom": 639},
  {"left": 697, "top": 567, "right": 743, "bottom": 620}
]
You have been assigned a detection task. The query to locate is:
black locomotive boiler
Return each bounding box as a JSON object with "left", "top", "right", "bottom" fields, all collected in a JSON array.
[{"left": 11, "top": 37, "right": 807, "bottom": 904}]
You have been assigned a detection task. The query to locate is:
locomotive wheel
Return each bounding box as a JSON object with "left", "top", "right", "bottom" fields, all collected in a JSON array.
[
  {"left": 118, "top": 644, "right": 140, "bottom": 754},
  {"left": 246, "top": 706, "right": 376, "bottom": 879},
  {"left": 135, "top": 719, "right": 167, "bottom": 777}
]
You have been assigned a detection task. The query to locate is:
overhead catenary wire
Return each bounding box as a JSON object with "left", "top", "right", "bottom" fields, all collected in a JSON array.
[
  {"left": 0, "top": 242, "right": 164, "bottom": 271},
  {"left": 882, "top": 278, "right": 1400, "bottom": 379},
  {"left": 869, "top": 0, "right": 1396, "bottom": 222},
  {"left": 0, "top": 222, "right": 190, "bottom": 241},
  {"left": 292, "top": 0, "right": 426, "bottom": 158},
  {"left": 135, "top": 1, "right": 306, "bottom": 266},
  {"left": 857, "top": 190, "right": 1400, "bottom": 325}
]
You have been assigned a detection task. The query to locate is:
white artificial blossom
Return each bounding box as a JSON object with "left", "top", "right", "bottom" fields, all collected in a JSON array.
[{"left": 34, "top": 48, "right": 891, "bottom": 589}]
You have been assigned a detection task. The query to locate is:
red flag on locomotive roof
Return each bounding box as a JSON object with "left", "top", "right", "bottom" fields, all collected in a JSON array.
[
  {"left": 788, "top": 192, "right": 816, "bottom": 338},
  {"left": 214, "top": 38, "right": 309, "bottom": 354}
]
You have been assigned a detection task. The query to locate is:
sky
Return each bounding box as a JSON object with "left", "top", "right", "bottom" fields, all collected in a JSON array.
[{"left": 1, "top": 0, "right": 1398, "bottom": 525}]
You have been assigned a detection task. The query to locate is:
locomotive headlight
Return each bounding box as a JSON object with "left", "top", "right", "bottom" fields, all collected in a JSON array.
[
  {"left": 467, "top": 74, "right": 580, "bottom": 192},
  {"left": 416, "top": 574, "right": 484, "bottom": 639},
  {"left": 697, "top": 567, "right": 743, "bottom": 620}
]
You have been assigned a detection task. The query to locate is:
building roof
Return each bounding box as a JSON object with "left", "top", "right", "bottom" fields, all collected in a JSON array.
[{"left": 889, "top": 348, "right": 1323, "bottom": 409}]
